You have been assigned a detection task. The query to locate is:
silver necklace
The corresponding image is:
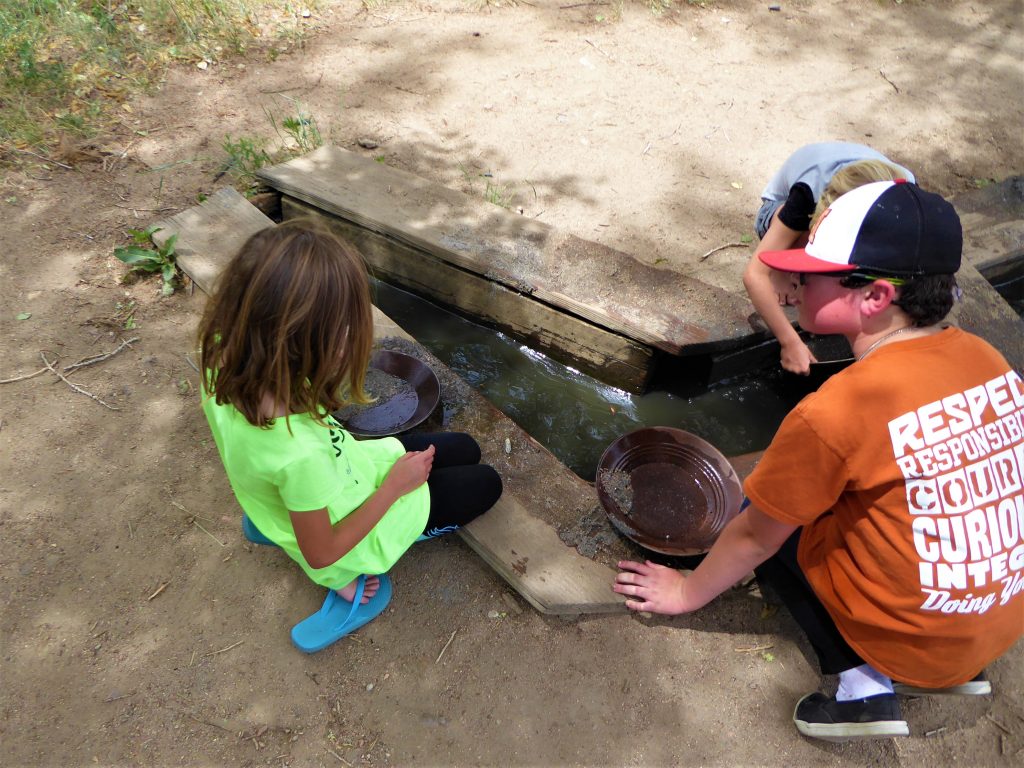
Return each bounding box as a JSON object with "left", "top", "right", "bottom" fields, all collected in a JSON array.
[{"left": 856, "top": 326, "right": 917, "bottom": 361}]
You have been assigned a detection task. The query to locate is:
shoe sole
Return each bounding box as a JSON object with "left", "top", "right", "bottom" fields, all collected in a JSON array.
[
  {"left": 794, "top": 720, "right": 910, "bottom": 742},
  {"left": 793, "top": 697, "right": 909, "bottom": 743},
  {"left": 893, "top": 680, "right": 991, "bottom": 696}
]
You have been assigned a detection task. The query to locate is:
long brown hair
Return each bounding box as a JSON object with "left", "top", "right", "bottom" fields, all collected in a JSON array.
[{"left": 198, "top": 218, "right": 374, "bottom": 427}]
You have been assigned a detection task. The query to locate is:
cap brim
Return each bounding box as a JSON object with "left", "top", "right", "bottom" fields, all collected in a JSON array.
[{"left": 758, "top": 247, "right": 857, "bottom": 274}]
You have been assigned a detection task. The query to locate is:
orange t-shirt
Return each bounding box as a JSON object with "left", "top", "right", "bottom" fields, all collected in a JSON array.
[{"left": 745, "top": 327, "right": 1024, "bottom": 688}]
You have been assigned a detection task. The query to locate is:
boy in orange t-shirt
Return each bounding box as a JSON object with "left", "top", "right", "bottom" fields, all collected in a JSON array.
[{"left": 615, "top": 180, "right": 1024, "bottom": 742}]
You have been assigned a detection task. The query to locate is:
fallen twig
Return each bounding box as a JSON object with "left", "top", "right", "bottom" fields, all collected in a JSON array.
[
  {"left": 188, "top": 713, "right": 236, "bottom": 733},
  {"left": 326, "top": 748, "right": 352, "bottom": 765},
  {"left": 0, "top": 367, "right": 49, "bottom": 384},
  {"left": 63, "top": 337, "right": 139, "bottom": 373},
  {"left": 436, "top": 629, "right": 458, "bottom": 663},
  {"left": 699, "top": 242, "right": 748, "bottom": 261},
  {"left": 925, "top": 726, "right": 947, "bottom": 738},
  {"left": 183, "top": 354, "right": 201, "bottom": 374},
  {"left": 171, "top": 500, "right": 213, "bottom": 522},
  {"left": 879, "top": 70, "right": 900, "bottom": 93},
  {"left": 6, "top": 338, "right": 138, "bottom": 384},
  {"left": 191, "top": 517, "right": 226, "bottom": 547},
  {"left": 40, "top": 352, "right": 120, "bottom": 410},
  {"left": 204, "top": 640, "right": 244, "bottom": 657},
  {"left": 147, "top": 582, "right": 169, "bottom": 601},
  {"left": 986, "top": 712, "right": 1011, "bottom": 734},
  {"left": 561, "top": 1, "right": 608, "bottom": 7},
  {"left": 9, "top": 147, "right": 74, "bottom": 170},
  {"left": 584, "top": 38, "right": 614, "bottom": 61},
  {"left": 112, "top": 203, "right": 174, "bottom": 212},
  {"left": 658, "top": 121, "right": 683, "bottom": 141},
  {"left": 734, "top": 643, "right": 774, "bottom": 653}
]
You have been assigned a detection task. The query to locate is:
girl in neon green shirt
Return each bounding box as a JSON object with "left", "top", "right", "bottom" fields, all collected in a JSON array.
[{"left": 198, "top": 219, "right": 501, "bottom": 652}]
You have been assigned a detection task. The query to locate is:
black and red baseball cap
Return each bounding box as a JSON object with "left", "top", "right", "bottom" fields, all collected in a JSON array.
[{"left": 758, "top": 179, "right": 962, "bottom": 277}]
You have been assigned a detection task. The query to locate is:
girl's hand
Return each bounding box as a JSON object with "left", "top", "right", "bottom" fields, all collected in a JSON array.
[
  {"left": 780, "top": 338, "right": 817, "bottom": 375},
  {"left": 384, "top": 444, "right": 435, "bottom": 496},
  {"left": 613, "top": 560, "right": 692, "bottom": 615}
]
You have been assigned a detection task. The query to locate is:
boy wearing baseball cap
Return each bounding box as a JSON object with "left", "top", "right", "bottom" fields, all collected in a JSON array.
[{"left": 615, "top": 180, "right": 1024, "bottom": 742}]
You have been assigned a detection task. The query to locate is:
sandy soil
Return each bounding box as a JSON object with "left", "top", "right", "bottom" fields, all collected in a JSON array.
[{"left": 2, "top": 1, "right": 1022, "bottom": 766}]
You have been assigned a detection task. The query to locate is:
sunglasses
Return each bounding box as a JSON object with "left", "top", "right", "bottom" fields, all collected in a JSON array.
[{"left": 796, "top": 272, "right": 908, "bottom": 288}]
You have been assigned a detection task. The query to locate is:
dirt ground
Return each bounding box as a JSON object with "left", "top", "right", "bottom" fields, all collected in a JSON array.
[{"left": 2, "top": 1, "right": 1023, "bottom": 766}]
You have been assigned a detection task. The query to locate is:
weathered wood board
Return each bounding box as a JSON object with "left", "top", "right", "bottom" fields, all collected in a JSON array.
[
  {"left": 947, "top": 175, "right": 1024, "bottom": 370},
  {"left": 153, "top": 187, "right": 626, "bottom": 614},
  {"left": 282, "top": 195, "right": 655, "bottom": 391},
  {"left": 256, "top": 146, "right": 761, "bottom": 389},
  {"left": 152, "top": 187, "right": 272, "bottom": 295}
]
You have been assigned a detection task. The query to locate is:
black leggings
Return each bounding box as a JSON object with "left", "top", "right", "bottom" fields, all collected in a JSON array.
[
  {"left": 397, "top": 432, "right": 503, "bottom": 538},
  {"left": 754, "top": 529, "right": 865, "bottom": 675}
]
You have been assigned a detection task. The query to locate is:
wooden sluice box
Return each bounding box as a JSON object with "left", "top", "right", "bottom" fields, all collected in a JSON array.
[{"left": 256, "top": 146, "right": 765, "bottom": 393}]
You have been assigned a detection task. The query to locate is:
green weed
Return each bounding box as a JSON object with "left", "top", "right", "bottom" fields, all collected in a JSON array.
[
  {"left": 115, "top": 299, "right": 138, "bottom": 329},
  {"left": 484, "top": 179, "right": 515, "bottom": 209},
  {"left": 221, "top": 134, "right": 273, "bottom": 185},
  {"left": 458, "top": 164, "right": 516, "bottom": 209},
  {"left": 114, "top": 226, "right": 179, "bottom": 296},
  {"left": 265, "top": 102, "right": 323, "bottom": 154}
]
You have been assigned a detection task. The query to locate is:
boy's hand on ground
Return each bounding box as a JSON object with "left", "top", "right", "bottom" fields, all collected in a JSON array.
[
  {"left": 385, "top": 444, "right": 435, "bottom": 496},
  {"left": 613, "top": 560, "right": 691, "bottom": 615},
  {"left": 780, "top": 339, "right": 817, "bottom": 375}
]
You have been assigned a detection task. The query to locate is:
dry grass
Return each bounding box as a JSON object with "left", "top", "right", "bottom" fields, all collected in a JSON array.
[{"left": 0, "top": 0, "right": 319, "bottom": 158}]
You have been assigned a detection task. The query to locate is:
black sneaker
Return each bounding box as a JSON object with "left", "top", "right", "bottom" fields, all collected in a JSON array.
[
  {"left": 893, "top": 671, "right": 991, "bottom": 697},
  {"left": 793, "top": 692, "right": 909, "bottom": 742}
]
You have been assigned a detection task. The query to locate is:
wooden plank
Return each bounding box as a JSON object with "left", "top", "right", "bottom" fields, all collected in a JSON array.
[
  {"left": 151, "top": 187, "right": 272, "bottom": 294},
  {"left": 282, "top": 196, "right": 654, "bottom": 392},
  {"left": 460, "top": 495, "right": 624, "bottom": 615},
  {"left": 151, "top": 186, "right": 623, "bottom": 615},
  {"left": 963, "top": 219, "right": 1024, "bottom": 284},
  {"left": 257, "top": 145, "right": 759, "bottom": 355}
]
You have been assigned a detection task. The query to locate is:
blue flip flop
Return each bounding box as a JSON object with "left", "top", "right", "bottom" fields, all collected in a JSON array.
[
  {"left": 242, "top": 514, "right": 279, "bottom": 547},
  {"left": 290, "top": 574, "right": 393, "bottom": 653}
]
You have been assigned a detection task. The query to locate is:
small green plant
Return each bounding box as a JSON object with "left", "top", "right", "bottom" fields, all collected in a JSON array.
[
  {"left": 115, "top": 299, "right": 138, "bottom": 329},
  {"left": 221, "top": 134, "right": 273, "bottom": 186},
  {"left": 484, "top": 179, "right": 515, "bottom": 209},
  {"left": 114, "top": 227, "right": 179, "bottom": 296},
  {"left": 265, "top": 103, "right": 323, "bottom": 154}
]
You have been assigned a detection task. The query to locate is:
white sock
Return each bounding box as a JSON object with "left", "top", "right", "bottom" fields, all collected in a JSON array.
[{"left": 836, "top": 664, "right": 894, "bottom": 701}]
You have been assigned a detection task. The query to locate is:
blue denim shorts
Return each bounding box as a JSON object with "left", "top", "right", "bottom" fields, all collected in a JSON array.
[{"left": 754, "top": 198, "right": 783, "bottom": 240}]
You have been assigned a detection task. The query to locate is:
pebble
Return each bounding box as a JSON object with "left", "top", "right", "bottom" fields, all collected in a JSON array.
[{"left": 365, "top": 683, "right": 374, "bottom": 692}]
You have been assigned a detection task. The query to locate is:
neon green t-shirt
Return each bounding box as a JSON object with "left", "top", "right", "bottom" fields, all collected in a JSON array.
[{"left": 201, "top": 390, "right": 429, "bottom": 590}]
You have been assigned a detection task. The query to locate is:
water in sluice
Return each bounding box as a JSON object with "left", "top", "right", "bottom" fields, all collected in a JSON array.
[{"left": 371, "top": 280, "right": 800, "bottom": 480}]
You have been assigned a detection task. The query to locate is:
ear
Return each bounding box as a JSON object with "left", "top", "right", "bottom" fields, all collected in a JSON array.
[{"left": 860, "top": 280, "right": 899, "bottom": 318}]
